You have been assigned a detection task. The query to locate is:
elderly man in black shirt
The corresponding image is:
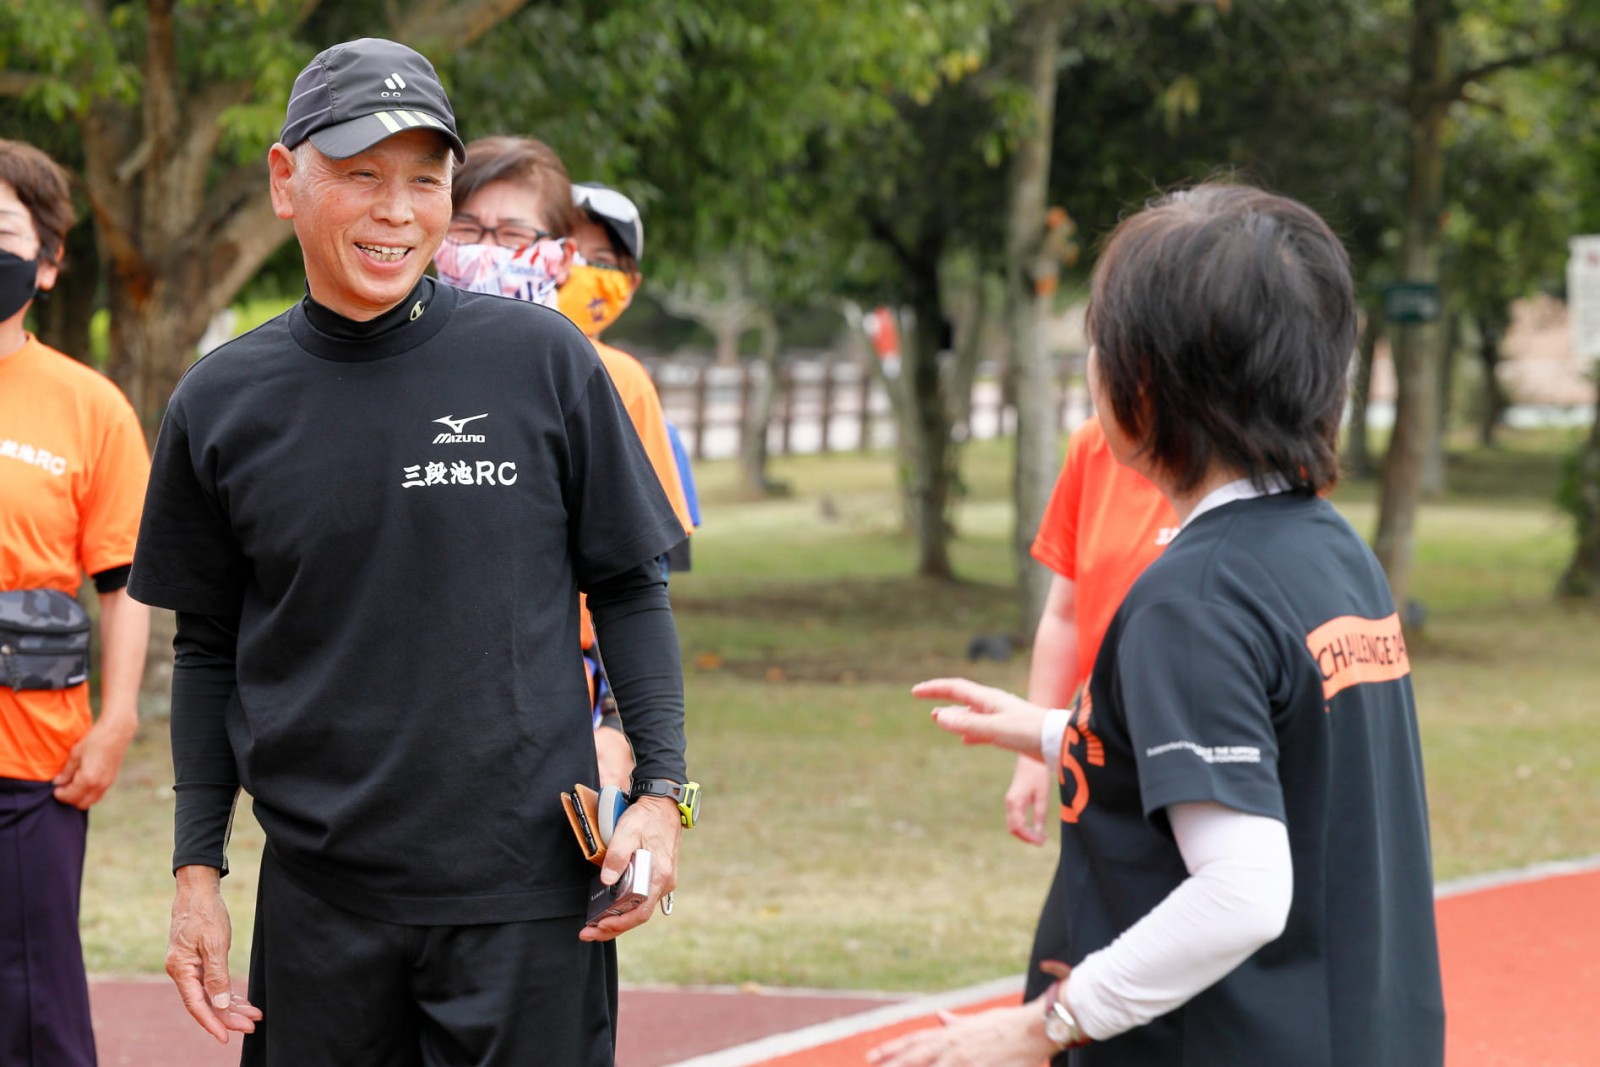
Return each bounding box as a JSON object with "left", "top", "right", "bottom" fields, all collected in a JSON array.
[{"left": 131, "top": 38, "right": 690, "bottom": 1066}]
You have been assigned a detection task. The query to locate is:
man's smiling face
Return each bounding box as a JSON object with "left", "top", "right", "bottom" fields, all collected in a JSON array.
[{"left": 269, "top": 128, "right": 453, "bottom": 321}]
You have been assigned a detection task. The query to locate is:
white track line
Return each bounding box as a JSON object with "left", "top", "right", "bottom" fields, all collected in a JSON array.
[
  {"left": 663, "top": 854, "right": 1600, "bottom": 1066},
  {"left": 1434, "top": 852, "right": 1600, "bottom": 898},
  {"left": 662, "top": 975, "right": 1024, "bottom": 1067}
]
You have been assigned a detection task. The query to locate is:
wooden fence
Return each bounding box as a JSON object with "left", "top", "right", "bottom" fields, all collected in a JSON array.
[{"left": 642, "top": 355, "right": 1091, "bottom": 462}]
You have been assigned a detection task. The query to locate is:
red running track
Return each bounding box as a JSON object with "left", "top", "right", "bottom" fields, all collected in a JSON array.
[{"left": 90, "top": 859, "right": 1600, "bottom": 1066}]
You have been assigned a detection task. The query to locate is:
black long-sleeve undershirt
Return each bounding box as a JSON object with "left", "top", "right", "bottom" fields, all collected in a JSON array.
[
  {"left": 169, "top": 559, "right": 685, "bottom": 873},
  {"left": 169, "top": 611, "right": 242, "bottom": 874}
]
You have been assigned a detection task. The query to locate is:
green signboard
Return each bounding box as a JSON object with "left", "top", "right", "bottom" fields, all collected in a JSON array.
[{"left": 1383, "top": 283, "right": 1442, "bottom": 324}]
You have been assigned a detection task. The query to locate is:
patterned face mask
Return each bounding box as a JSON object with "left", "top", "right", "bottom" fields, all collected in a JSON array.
[
  {"left": 433, "top": 237, "right": 574, "bottom": 309},
  {"left": 556, "top": 259, "right": 636, "bottom": 338}
]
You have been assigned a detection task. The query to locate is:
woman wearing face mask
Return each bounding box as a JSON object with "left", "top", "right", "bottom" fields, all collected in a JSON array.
[
  {"left": 436, "top": 139, "right": 693, "bottom": 791},
  {"left": 434, "top": 135, "right": 581, "bottom": 308},
  {"left": 0, "top": 138, "right": 151, "bottom": 1066}
]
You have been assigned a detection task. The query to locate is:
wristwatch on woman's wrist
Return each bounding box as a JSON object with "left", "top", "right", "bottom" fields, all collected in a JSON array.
[{"left": 1041, "top": 980, "right": 1089, "bottom": 1050}]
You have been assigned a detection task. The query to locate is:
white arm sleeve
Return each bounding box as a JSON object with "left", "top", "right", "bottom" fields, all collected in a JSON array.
[
  {"left": 1041, "top": 708, "right": 1072, "bottom": 765},
  {"left": 1062, "top": 801, "right": 1293, "bottom": 1041}
]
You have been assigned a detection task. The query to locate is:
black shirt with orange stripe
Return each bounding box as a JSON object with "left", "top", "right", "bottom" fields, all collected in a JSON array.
[{"left": 1056, "top": 492, "right": 1444, "bottom": 1066}]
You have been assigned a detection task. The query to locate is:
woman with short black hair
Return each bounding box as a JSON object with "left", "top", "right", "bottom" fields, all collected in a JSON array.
[{"left": 871, "top": 182, "right": 1444, "bottom": 1067}]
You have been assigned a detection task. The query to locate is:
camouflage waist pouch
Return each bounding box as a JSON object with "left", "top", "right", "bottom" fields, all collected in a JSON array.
[{"left": 0, "top": 589, "right": 91, "bottom": 691}]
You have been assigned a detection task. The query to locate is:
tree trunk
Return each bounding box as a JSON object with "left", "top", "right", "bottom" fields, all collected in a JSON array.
[
  {"left": 1373, "top": 0, "right": 1450, "bottom": 611},
  {"left": 1345, "top": 300, "right": 1380, "bottom": 478},
  {"left": 77, "top": 3, "right": 287, "bottom": 439},
  {"left": 104, "top": 276, "right": 218, "bottom": 437},
  {"left": 906, "top": 261, "right": 956, "bottom": 580},
  {"left": 1422, "top": 309, "right": 1458, "bottom": 495},
  {"left": 713, "top": 324, "right": 742, "bottom": 367},
  {"left": 1004, "top": 0, "right": 1067, "bottom": 637},
  {"left": 1556, "top": 369, "right": 1600, "bottom": 599},
  {"left": 946, "top": 272, "right": 992, "bottom": 439},
  {"left": 739, "top": 312, "right": 783, "bottom": 495},
  {"left": 1474, "top": 311, "right": 1509, "bottom": 448},
  {"left": 33, "top": 221, "right": 99, "bottom": 366},
  {"left": 860, "top": 307, "right": 920, "bottom": 535}
]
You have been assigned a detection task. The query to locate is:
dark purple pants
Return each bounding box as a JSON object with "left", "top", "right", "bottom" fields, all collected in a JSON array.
[{"left": 0, "top": 777, "right": 95, "bottom": 1067}]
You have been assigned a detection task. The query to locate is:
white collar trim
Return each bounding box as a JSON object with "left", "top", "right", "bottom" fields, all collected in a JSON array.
[{"left": 1180, "top": 474, "right": 1292, "bottom": 531}]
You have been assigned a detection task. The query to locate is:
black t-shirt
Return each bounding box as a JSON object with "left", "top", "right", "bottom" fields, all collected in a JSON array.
[
  {"left": 1055, "top": 493, "right": 1444, "bottom": 1066},
  {"left": 130, "top": 281, "right": 685, "bottom": 924}
]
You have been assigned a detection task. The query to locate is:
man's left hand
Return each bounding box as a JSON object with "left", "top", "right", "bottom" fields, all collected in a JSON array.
[{"left": 578, "top": 794, "right": 681, "bottom": 942}]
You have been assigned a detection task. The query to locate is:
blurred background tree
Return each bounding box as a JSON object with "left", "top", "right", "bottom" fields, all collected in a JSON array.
[{"left": 4, "top": 0, "right": 1598, "bottom": 623}]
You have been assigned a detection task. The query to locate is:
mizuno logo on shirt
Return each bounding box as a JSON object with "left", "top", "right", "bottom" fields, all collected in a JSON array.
[{"left": 433, "top": 413, "right": 487, "bottom": 443}]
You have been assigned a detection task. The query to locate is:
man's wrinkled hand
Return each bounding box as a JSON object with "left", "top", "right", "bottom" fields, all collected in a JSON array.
[
  {"left": 167, "top": 867, "right": 261, "bottom": 1043},
  {"left": 578, "top": 795, "right": 680, "bottom": 942}
]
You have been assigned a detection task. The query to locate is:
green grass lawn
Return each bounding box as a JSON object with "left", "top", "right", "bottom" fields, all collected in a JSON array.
[{"left": 82, "top": 429, "right": 1600, "bottom": 991}]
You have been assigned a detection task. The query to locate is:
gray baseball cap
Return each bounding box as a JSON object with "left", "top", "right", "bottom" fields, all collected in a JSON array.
[
  {"left": 279, "top": 38, "right": 466, "bottom": 163},
  {"left": 573, "top": 182, "right": 644, "bottom": 263}
]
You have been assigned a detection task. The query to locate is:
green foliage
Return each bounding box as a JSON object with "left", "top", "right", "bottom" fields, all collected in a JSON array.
[
  {"left": 1442, "top": 7, "right": 1600, "bottom": 323},
  {"left": 444, "top": 0, "right": 1005, "bottom": 298},
  {"left": 0, "top": 3, "right": 133, "bottom": 116}
]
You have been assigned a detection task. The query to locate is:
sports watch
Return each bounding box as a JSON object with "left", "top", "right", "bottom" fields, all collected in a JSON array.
[
  {"left": 629, "top": 778, "right": 701, "bottom": 829},
  {"left": 1041, "top": 980, "right": 1089, "bottom": 1050}
]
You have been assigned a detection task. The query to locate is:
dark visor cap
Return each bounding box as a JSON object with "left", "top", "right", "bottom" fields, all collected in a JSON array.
[{"left": 280, "top": 38, "right": 466, "bottom": 163}]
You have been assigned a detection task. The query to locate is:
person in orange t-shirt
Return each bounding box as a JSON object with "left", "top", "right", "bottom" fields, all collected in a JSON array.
[
  {"left": 437, "top": 140, "right": 692, "bottom": 793},
  {"left": 558, "top": 180, "right": 696, "bottom": 790},
  {"left": 1006, "top": 415, "right": 1177, "bottom": 1002},
  {"left": 0, "top": 138, "right": 151, "bottom": 1065}
]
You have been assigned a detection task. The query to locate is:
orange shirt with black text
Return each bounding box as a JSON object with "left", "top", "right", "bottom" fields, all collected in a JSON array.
[{"left": 0, "top": 336, "right": 149, "bottom": 781}]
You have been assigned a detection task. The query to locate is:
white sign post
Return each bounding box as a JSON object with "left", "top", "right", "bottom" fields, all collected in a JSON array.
[{"left": 1568, "top": 236, "right": 1600, "bottom": 361}]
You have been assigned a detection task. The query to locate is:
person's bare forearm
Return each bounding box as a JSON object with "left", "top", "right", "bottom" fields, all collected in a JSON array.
[
  {"left": 96, "top": 588, "right": 150, "bottom": 733},
  {"left": 51, "top": 588, "right": 149, "bottom": 806},
  {"left": 1026, "top": 575, "right": 1081, "bottom": 708}
]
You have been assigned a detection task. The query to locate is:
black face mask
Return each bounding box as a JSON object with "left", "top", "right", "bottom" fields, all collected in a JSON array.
[{"left": 0, "top": 249, "right": 41, "bottom": 322}]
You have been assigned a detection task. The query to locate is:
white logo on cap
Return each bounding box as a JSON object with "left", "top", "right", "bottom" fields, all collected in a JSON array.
[{"left": 382, "top": 72, "right": 406, "bottom": 98}]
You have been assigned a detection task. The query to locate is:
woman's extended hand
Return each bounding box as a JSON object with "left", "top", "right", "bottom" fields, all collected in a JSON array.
[
  {"left": 912, "top": 678, "right": 1051, "bottom": 758},
  {"left": 866, "top": 1002, "right": 1054, "bottom": 1067}
]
